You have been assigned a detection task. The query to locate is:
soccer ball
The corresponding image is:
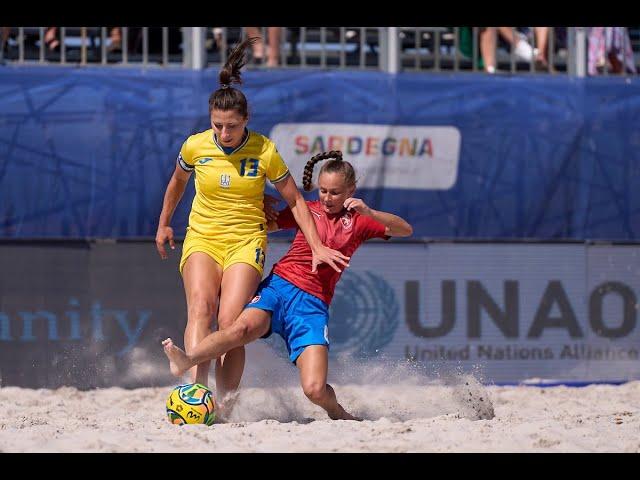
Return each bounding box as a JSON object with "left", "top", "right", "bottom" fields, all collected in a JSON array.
[{"left": 166, "top": 383, "right": 216, "bottom": 426}]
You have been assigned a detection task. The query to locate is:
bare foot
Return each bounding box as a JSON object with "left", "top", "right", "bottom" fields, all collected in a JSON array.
[
  {"left": 328, "top": 406, "right": 363, "bottom": 421},
  {"left": 534, "top": 53, "right": 549, "bottom": 71},
  {"left": 216, "top": 390, "right": 240, "bottom": 423},
  {"left": 340, "top": 411, "right": 363, "bottom": 421},
  {"left": 161, "top": 338, "right": 193, "bottom": 377}
]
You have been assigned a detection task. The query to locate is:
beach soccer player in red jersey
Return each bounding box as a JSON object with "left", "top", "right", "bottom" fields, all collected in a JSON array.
[{"left": 163, "top": 150, "right": 413, "bottom": 420}]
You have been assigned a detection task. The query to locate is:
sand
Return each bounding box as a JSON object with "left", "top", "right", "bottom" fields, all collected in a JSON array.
[{"left": 1, "top": 363, "right": 638, "bottom": 452}]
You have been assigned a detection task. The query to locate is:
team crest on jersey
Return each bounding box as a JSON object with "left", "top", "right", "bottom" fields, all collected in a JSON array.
[
  {"left": 340, "top": 212, "right": 353, "bottom": 229},
  {"left": 220, "top": 174, "right": 231, "bottom": 188},
  {"left": 250, "top": 294, "right": 261, "bottom": 304}
]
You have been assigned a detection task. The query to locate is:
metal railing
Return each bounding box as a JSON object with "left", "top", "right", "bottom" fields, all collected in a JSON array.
[
  {"left": 0, "top": 27, "right": 183, "bottom": 68},
  {"left": 2, "top": 27, "right": 638, "bottom": 76}
]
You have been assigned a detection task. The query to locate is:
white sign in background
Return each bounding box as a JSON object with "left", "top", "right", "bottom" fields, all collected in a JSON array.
[{"left": 269, "top": 123, "right": 461, "bottom": 190}]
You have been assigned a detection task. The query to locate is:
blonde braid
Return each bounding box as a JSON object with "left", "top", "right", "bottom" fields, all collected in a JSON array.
[{"left": 301, "top": 150, "right": 343, "bottom": 191}]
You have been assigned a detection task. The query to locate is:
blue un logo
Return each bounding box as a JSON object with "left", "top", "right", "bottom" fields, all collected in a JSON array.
[
  {"left": 329, "top": 270, "right": 399, "bottom": 357},
  {"left": 263, "top": 270, "right": 399, "bottom": 359}
]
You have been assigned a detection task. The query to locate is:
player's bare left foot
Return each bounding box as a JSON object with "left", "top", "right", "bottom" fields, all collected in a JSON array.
[{"left": 162, "top": 338, "right": 193, "bottom": 377}]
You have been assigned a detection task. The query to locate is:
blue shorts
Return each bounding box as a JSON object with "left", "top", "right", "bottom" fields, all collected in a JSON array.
[{"left": 245, "top": 272, "right": 330, "bottom": 363}]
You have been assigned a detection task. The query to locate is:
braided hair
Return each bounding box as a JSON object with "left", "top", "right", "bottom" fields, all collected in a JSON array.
[
  {"left": 302, "top": 150, "right": 356, "bottom": 192},
  {"left": 208, "top": 36, "right": 261, "bottom": 116}
]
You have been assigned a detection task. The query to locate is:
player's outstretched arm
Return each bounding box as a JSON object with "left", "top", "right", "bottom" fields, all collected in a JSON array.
[{"left": 343, "top": 197, "right": 413, "bottom": 237}]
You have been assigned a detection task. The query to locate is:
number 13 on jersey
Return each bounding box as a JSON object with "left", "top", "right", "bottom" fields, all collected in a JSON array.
[
  {"left": 240, "top": 158, "right": 259, "bottom": 177},
  {"left": 254, "top": 247, "right": 265, "bottom": 267}
]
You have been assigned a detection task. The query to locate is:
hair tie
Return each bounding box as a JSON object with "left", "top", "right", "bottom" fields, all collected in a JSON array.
[{"left": 221, "top": 84, "right": 230, "bottom": 89}]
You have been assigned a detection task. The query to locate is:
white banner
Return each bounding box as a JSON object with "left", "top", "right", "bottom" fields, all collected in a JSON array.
[{"left": 269, "top": 123, "right": 461, "bottom": 190}]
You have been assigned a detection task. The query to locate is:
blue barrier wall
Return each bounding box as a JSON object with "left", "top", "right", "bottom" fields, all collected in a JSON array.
[{"left": 1, "top": 66, "right": 639, "bottom": 239}]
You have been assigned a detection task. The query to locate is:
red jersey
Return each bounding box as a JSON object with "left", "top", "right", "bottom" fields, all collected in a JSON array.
[{"left": 272, "top": 200, "right": 389, "bottom": 305}]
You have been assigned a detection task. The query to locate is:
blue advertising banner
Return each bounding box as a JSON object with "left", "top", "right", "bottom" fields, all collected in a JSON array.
[{"left": 1, "top": 67, "right": 639, "bottom": 240}]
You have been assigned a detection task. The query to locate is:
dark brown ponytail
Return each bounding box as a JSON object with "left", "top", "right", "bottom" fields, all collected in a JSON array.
[{"left": 208, "top": 37, "right": 260, "bottom": 117}]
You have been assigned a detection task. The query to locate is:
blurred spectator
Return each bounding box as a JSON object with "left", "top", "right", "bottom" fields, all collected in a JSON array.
[
  {"left": 43, "top": 27, "right": 124, "bottom": 56},
  {"left": 44, "top": 27, "right": 59, "bottom": 51},
  {"left": 209, "top": 27, "right": 223, "bottom": 51},
  {"left": 588, "top": 27, "right": 637, "bottom": 75},
  {"left": 479, "top": 27, "right": 539, "bottom": 73},
  {"left": 244, "top": 27, "right": 282, "bottom": 67},
  {"left": 107, "top": 27, "right": 122, "bottom": 53},
  {"left": 532, "top": 27, "right": 551, "bottom": 69},
  {"left": 459, "top": 27, "right": 538, "bottom": 73},
  {"left": 0, "top": 27, "right": 10, "bottom": 62}
]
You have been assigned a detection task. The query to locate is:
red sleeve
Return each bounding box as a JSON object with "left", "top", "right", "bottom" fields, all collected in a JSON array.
[
  {"left": 276, "top": 206, "right": 298, "bottom": 230},
  {"left": 357, "top": 214, "right": 390, "bottom": 242}
]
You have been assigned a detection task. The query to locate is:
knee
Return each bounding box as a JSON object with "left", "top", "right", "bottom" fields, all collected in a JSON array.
[
  {"left": 226, "top": 320, "right": 251, "bottom": 342},
  {"left": 187, "top": 294, "right": 216, "bottom": 323},
  {"left": 302, "top": 381, "right": 326, "bottom": 403},
  {"left": 217, "top": 313, "right": 237, "bottom": 330}
]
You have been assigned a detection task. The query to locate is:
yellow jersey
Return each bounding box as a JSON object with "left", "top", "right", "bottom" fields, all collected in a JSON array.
[{"left": 177, "top": 128, "right": 290, "bottom": 240}]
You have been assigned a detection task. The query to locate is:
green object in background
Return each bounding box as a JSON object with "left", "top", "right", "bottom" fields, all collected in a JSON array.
[{"left": 458, "top": 27, "right": 484, "bottom": 69}]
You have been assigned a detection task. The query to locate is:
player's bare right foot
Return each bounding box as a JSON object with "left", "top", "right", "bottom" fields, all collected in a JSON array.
[
  {"left": 328, "top": 405, "right": 363, "bottom": 421},
  {"left": 161, "top": 338, "right": 193, "bottom": 377},
  {"left": 342, "top": 411, "right": 363, "bottom": 421},
  {"left": 216, "top": 390, "right": 240, "bottom": 423},
  {"left": 335, "top": 411, "right": 363, "bottom": 421}
]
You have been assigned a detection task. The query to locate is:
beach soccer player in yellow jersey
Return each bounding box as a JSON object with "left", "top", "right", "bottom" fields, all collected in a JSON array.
[
  {"left": 162, "top": 150, "right": 413, "bottom": 421},
  {"left": 154, "top": 37, "right": 350, "bottom": 409}
]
